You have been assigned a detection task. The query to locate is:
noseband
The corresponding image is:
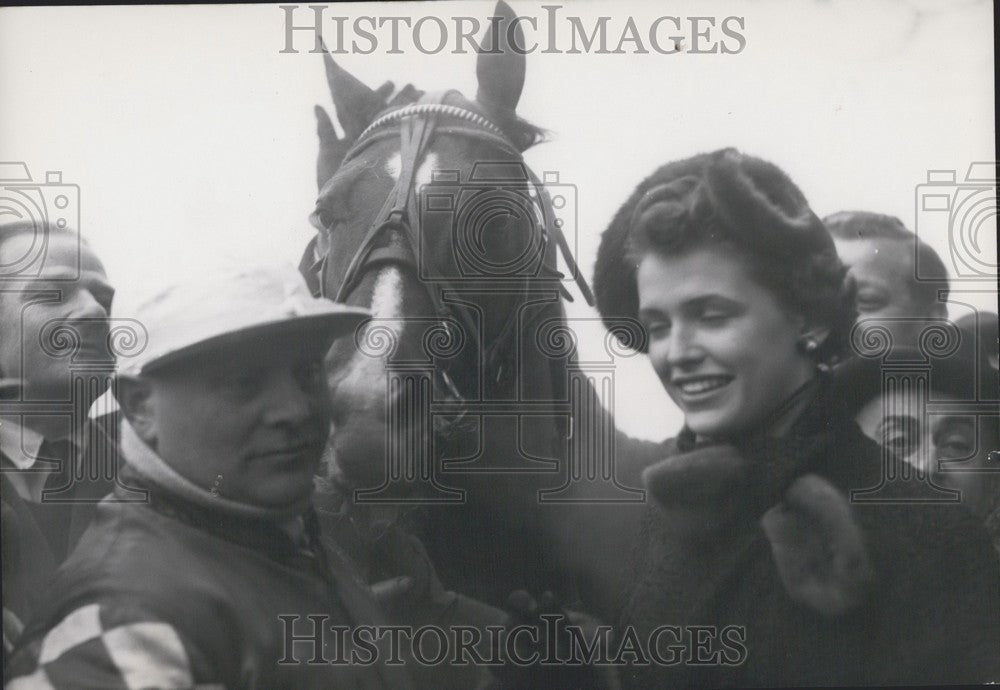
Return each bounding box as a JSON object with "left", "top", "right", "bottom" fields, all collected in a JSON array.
[{"left": 315, "top": 91, "right": 593, "bottom": 404}]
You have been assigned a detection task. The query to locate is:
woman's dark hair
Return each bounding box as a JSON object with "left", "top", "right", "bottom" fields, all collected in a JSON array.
[{"left": 594, "top": 148, "right": 856, "bottom": 365}]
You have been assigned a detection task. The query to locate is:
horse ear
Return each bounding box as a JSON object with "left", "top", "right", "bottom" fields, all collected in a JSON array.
[
  {"left": 315, "top": 105, "right": 348, "bottom": 190},
  {"left": 322, "top": 51, "right": 386, "bottom": 140},
  {"left": 476, "top": 0, "right": 525, "bottom": 114}
]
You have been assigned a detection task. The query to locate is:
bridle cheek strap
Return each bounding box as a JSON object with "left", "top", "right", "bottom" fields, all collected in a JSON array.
[
  {"left": 525, "top": 167, "right": 596, "bottom": 308},
  {"left": 332, "top": 91, "right": 484, "bottom": 354},
  {"left": 330, "top": 92, "right": 445, "bottom": 304}
]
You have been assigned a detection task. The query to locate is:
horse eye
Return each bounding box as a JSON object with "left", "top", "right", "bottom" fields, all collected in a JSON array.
[{"left": 319, "top": 210, "right": 339, "bottom": 231}]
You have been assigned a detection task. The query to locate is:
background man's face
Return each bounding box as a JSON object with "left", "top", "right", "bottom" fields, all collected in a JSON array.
[
  {"left": 834, "top": 237, "right": 942, "bottom": 348},
  {"left": 855, "top": 389, "right": 997, "bottom": 516},
  {"left": 141, "top": 337, "right": 333, "bottom": 509},
  {"left": 0, "top": 232, "right": 113, "bottom": 400}
]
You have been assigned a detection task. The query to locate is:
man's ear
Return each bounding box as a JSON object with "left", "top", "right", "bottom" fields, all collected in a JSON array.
[{"left": 115, "top": 375, "right": 157, "bottom": 444}]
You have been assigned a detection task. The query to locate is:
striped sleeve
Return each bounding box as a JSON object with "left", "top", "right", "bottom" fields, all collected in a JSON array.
[{"left": 6, "top": 603, "right": 225, "bottom": 690}]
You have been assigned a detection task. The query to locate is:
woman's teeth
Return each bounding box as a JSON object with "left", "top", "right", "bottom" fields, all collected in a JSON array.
[{"left": 677, "top": 377, "right": 730, "bottom": 394}]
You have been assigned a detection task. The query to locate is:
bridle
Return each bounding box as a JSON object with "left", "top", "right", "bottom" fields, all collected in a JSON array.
[{"left": 311, "top": 91, "right": 594, "bottom": 405}]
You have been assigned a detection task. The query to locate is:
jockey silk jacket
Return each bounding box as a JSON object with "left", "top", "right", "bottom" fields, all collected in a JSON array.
[{"left": 4, "top": 425, "right": 414, "bottom": 690}]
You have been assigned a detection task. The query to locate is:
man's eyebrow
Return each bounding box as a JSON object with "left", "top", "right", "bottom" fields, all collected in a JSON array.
[
  {"left": 9, "top": 278, "right": 63, "bottom": 292},
  {"left": 934, "top": 415, "right": 974, "bottom": 426}
]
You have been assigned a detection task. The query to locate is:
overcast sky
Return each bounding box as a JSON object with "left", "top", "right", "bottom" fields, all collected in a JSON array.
[{"left": 1, "top": 0, "right": 995, "bottom": 440}]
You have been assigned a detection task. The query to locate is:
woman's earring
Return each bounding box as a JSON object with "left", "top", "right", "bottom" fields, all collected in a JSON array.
[{"left": 801, "top": 337, "right": 819, "bottom": 354}]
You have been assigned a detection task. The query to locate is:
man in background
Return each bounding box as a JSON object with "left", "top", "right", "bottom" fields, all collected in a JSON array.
[
  {"left": 1, "top": 220, "right": 116, "bottom": 643},
  {"left": 825, "top": 210, "right": 950, "bottom": 348}
]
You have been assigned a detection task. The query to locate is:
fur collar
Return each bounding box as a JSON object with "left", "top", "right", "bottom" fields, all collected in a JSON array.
[{"left": 641, "top": 380, "right": 878, "bottom": 616}]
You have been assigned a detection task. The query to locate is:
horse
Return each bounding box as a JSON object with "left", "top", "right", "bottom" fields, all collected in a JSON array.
[{"left": 302, "top": 1, "right": 657, "bottom": 610}]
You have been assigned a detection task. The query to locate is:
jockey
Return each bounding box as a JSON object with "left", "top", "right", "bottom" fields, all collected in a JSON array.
[{"left": 3, "top": 263, "right": 418, "bottom": 689}]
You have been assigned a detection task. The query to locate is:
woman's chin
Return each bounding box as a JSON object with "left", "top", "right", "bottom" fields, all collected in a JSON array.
[{"left": 684, "top": 412, "right": 734, "bottom": 439}]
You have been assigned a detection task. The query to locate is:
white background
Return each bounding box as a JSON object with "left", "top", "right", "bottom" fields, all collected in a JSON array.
[{"left": 1, "top": 0, "right": 995, "bottom": 440}]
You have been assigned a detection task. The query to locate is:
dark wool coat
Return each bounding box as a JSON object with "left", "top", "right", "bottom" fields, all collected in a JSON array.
[
  {"left": 1, "top": 423, "right": 117, "bottom": 631},
  {"left": 615, "top": 386, "right": 1000, "bottom": 688},
  {"left": 6, "top": 471, "right": 414, "bottom": 689},
  {"left": 1, "top": 469, "right": 57, "bottom": 627}
]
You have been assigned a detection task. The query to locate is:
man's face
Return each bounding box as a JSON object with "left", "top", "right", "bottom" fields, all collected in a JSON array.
[
  {"left": 0, "top": 232, "right": 114, "bottom": 399},
  {"left": 834, "top": 237, "right": 941, "bottom": 347},
  {"left": 855, "top": 389, "right": 997, "bottom": 516},
  {"left": 141, "top": 336, "right": 332, "bottom": 509}
]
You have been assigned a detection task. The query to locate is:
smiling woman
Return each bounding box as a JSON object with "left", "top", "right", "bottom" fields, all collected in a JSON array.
[
  {"left": 598, "top": 147, "right": 853, "bottom": 441},
  {"left": 636, "top": 246, "right": 819, "bottom": 439},
  {"left": 590, "top": 148, "right": 1000, "bottom": 687}
]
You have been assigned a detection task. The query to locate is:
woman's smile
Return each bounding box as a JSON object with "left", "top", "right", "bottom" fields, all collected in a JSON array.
[{"left": 669, "top": 374, "right": 735, "bottom": 400}]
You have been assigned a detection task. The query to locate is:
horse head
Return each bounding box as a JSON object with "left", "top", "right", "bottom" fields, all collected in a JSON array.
[{"left": 306, "top": 2, "right": 588, "bottom": 507}]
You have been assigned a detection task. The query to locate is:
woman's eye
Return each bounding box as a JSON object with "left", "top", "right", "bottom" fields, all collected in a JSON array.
[{"left": 700, "top": 311, "right": 729, "bottom": 325}]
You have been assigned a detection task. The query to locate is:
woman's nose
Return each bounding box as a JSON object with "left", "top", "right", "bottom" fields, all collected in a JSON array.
[{"left": 663, "top": 326, "right": 703, "bottom": 369}]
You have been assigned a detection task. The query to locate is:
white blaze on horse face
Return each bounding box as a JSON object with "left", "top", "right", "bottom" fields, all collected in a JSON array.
[
  {"left": 385, "top": 151, "right": 438, "bottom": 188},
  {"left": 340, "top": 266, "right": 404, "bottom": 391},
  {"left": 370, "top": 266, "right": 403, "bottom": 321}
]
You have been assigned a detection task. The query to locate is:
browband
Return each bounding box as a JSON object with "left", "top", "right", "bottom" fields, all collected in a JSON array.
[{"left": 356, "top": 102, "right": 505, "bottom": 142}]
